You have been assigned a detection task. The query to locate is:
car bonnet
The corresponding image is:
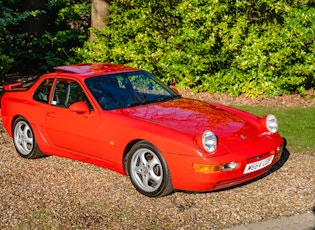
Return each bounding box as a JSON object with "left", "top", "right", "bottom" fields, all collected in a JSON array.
[{"left": 122, "top": 98, "right": 262, "bottom": 146}]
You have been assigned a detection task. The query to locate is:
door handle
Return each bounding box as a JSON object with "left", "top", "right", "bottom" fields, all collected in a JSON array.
[{"left": 46, "top": 112, "right": 57, "bottom": 118}]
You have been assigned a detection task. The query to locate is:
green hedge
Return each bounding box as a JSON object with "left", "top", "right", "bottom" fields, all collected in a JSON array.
[
  {"left": 0, "top": 0, "right": 90, "bottom": 77},
  {"left": 77, "top": 0, "right": 315, "bottom": 97},
  {"left": 0, "top": 0, "right": 31, "bottom": 76}
]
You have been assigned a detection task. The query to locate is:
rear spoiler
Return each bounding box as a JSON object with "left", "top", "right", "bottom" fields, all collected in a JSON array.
[
  {"left": 4, "top": 79, "right": 37, "bottom": 91},
  {"left": 3, "top": 75, "right": 40, "bottom": 92},
  {"left": 4, "top": 82, "right": 24, "bottom": 91}
]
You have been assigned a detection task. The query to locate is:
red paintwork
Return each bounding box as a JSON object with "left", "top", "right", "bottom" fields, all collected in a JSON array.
[{"left": 0, "top": 63, "right": 284, "bottom": 192}]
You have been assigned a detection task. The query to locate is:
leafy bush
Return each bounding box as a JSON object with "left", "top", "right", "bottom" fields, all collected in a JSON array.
[
  {"left": 0, "top": 0, "right": 31, "bottom": 76},
  {"left": 77, "top": 0, "right": 315, "bottom": 97},
  {"left": 0, "top": 0, "right": 90, "bottom": 78}
]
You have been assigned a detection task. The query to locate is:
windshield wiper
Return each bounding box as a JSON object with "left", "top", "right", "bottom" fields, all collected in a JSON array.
[
  {"left": 126, "top": 101, "right": 144, "bottom": 108},
  {"left": 150, "top": 94, "right": 181, "bottom": 103},
  {"left": 158, "top": 95, "right": 181, "bottom": 102}
]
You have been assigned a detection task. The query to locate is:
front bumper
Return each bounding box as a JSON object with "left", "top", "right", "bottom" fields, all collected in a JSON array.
[{"left": 164, "top": 135, "right": 284, "bottom": 192}]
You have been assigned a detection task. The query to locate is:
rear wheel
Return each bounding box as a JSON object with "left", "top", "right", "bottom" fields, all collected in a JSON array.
[
  {"left": 13, "top": 117, "right": 45, "bottom": 159},
  {"left": 127, "top": 141, "right": 173, "bottom": 197}
]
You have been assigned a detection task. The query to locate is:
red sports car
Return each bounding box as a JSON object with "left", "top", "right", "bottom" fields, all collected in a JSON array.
[{"left": 1, "top": 63, "right": 284, "bottom": 197}]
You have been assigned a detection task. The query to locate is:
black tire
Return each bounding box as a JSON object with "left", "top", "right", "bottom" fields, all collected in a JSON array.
[
  {"left": 12, "top": 117, "right": 45, "bottom": 159},
  {"left": 127, "top": 141, "right": 173, "bottom": 197}
]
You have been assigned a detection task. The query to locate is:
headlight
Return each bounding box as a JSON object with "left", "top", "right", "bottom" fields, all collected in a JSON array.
[
  {"left": 266, "top": 114, "right": 278, "bottom": 133},
  {"left": 202, "top": 130, "right": 217, "bottom": 153}
]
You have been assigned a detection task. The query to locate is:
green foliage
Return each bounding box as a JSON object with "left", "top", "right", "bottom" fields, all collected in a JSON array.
[
  {"left": 0, "top": 0, "right": 90, "bottom": 78},
  {"left": 0, "top": 0, "right": 30, "bottom": 76},
  {"left": 236, "top": 106, "right": 315, "bottom": 153},
  {"left": 77, "top": 0, "right": 315, "bottom": 97}
]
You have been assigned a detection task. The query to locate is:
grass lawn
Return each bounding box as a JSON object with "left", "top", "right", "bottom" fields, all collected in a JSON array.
[{"left": 235, "top": 106, "right": 315, "bottom": 154}]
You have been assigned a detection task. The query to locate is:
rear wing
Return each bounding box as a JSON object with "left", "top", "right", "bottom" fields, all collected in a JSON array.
[
  {"left": 4, "top": 82, "right": 25, "bottom": 91},
  {"left": 3, "top": 75, "right": 40, "bottom": 91}
]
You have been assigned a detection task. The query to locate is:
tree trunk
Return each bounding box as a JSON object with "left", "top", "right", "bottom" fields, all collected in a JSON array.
[{"left": 91, "top": 0, "right": 109, "bottom": 32}]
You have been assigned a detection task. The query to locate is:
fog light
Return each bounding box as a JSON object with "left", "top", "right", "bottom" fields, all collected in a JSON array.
[
  {"left": 277, "top": 145, "right": 284, "bottom": 153},
  {"left": 275, "top": 145, "right": 284, "bottom": 161},
  {"left": 222, "top": 162, "right": 238, "bottom": 171}
]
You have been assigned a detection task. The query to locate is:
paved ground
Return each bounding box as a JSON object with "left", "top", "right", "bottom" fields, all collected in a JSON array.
[{"left": 225, "top": 212, "right": 315, "bottom": 230}]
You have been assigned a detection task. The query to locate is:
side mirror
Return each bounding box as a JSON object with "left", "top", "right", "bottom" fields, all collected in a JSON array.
[{"left": 69, "top": 101, "right": 90, "bottom": 115}]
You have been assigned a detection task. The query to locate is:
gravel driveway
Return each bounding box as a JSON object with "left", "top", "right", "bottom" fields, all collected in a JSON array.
[{"left": 1, "top": 116, "right": 314, "bottom": 229}]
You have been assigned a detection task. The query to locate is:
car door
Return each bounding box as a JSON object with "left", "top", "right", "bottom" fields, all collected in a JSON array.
[{"left": 45, "top": 78, "right": 102, "bottom": 157}]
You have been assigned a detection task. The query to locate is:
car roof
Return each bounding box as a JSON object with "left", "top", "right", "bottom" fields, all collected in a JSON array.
[{"left": 54, "top": 63, "right": 139, "bottom": 76}]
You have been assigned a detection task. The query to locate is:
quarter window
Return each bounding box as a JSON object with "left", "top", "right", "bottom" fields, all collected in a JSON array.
[{"left": 33, "top": 78, "right": 54, "bottom": 104}]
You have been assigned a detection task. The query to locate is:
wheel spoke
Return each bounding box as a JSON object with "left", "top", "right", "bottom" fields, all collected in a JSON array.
[
  {"left": 16, "top": 134, "right": 22, "bottom": 144},
  {"left": 142, "top": 173, "right": 150, "bottom": 187},
  {"left": 17, "top": 127, "right": 23, "bottom": 135},
  {"left": 16, "top": 127, "right": 23, "bottom": 141},
  {"left": 148, "top": 167, "right": 162, "bottom": 184},
  {"left": 147, "top": 156, "right": 162, "bottom": 185},
  {"left": 134, "top": 165, "right": 142, "bottom": 174},
  {"left": 139, "top": 151, "right": 149, "bottom": 165},
  {"left": 147, "top": 156, "right": 160, "bottom": 170},
  {"left": 23, "top": 126, "right": 29, "bottom": 136},
  {"left": 22, "top": 141, "right": 29, "bottom": 151},
  {"left": 16, "top": 126, "right": 24, "bottom": 149},
  {"left": 25, "top": 136, "right": 33, "bottom": 145}
]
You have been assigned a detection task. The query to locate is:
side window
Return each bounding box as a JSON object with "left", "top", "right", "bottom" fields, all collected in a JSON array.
[
  {"left": 33, "top": 78, "right": 54, "bottom": 103},
  {"left": 52, "top": 79, "right": 92, "bottom": 109}
]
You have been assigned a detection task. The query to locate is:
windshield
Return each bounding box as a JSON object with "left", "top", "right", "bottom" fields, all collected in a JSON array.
[{"left": 85, "top": 71, "right": 180, "bottom": 110}]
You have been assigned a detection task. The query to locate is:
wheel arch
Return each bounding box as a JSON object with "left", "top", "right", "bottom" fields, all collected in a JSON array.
[
  {"left": 11, "top": 115, "right": 26, "bottom": 134},
  {"left": 123, "top": 139, "right": 143, "bottom": 175}
]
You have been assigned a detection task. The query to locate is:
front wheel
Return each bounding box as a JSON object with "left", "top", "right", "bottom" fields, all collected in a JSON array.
[
  {"left": 13, "top": 117, "right": 45, "bottom": 159},
  {"left": 127, "top": 141, "right": 173, "bottom": 197}
]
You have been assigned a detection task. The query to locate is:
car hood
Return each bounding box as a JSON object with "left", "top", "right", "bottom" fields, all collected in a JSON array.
[{"left": 121, "top": 98, "right": 261, "bottom": 146}]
